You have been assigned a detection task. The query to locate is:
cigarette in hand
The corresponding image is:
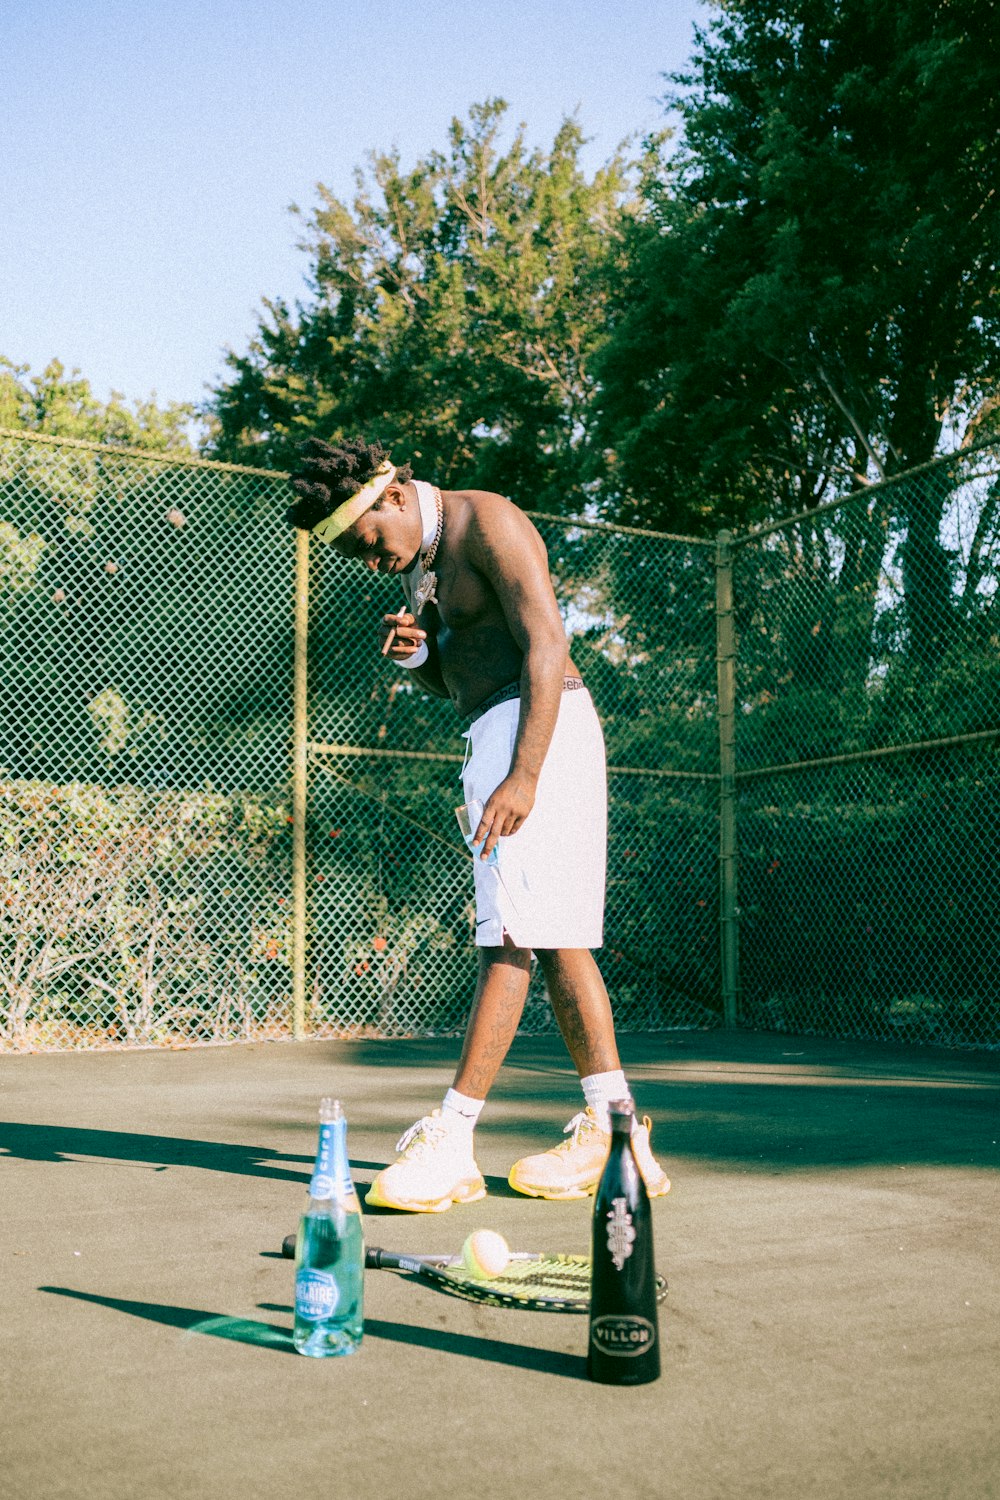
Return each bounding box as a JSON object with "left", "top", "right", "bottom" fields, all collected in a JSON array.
[{"left": 381, "top": 609, "right": 406, "bottom": 656}]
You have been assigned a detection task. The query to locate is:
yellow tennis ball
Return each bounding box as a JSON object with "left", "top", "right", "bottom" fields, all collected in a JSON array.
[{"left": 461, "top": 1229, "right": 510, "bottom": 1279}]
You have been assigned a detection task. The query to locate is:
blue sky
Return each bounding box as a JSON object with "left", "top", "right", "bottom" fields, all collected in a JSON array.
[{"left": 3, "top": 0, "right": 706, "bottom": 411}]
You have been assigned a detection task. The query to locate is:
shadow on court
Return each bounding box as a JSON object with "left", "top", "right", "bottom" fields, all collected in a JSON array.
[
  {"left": 39, "top": 1285, "right": 296, "bottom": 1351},
  {"left": 38, "top": 1288, "right": 586, "bottom": 1378},
  {"left": 0, "top": 1122, "right": 313, "bottom": 1180},
  {"left": 255, "top": 1300, "right": 587, "bottom": 1376},
  {"left": 0, "top": 1121, "right": 532, "bottom": 1205},
  {"left": 2, "top": 1031, "right": 996, "bottom": 1179}
]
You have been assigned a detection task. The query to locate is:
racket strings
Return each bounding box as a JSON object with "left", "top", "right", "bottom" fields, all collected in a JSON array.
[
  {"left": 501, "top": 1260, "right": 589, "bottom": 1290},
  {"left": 449, "top": 1255, "right": 591, "bottom": 1297}
]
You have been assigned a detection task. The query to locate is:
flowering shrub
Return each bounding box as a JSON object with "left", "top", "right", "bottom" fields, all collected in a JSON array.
[{"left": 0, "top": 779, "right": 291, "bottom": 1049}]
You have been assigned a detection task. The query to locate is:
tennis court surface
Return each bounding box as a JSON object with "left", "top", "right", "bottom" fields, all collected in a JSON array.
[{"left": 2, "top": 1030, "right": 997, "bottom": 1500}]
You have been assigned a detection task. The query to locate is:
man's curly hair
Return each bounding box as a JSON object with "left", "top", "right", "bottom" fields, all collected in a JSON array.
[{"left": 285, "top": 436, "right": 413, "bottom": 531}]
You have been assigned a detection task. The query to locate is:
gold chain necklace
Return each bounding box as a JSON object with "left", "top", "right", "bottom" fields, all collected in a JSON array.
[{"left": 413, "top": 486, "right": 443, "bottom": 614}]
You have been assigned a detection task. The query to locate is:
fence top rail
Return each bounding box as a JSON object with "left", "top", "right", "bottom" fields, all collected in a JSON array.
[
  {"left": 6, "top": 424, "right": 997, "bottom": 552},
  {"left": 0, "top": 425, "right": 284, "bottom": 480},
  {"left": 308, "top": 740, "right": 720, "bottom": 780},
  {"left": 523, "top": 511, "right": 716, "bottom": 545},
  {"left": 731, "top": 438, "right": 1000, "bottom": 549},
  {"left": 0, "top": 426, "right": 715, "bottom": 546},
  {"left": 736, "top": 727, "right": 1000, "bottom": 780}
]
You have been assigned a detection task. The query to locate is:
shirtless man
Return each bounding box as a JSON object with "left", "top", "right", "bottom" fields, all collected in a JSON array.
[{"left": 287, "top": 436, "right": 669, "bottom": 1211}]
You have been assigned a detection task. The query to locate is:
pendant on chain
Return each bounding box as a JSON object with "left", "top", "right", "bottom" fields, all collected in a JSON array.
[{"left": 414, "top": 568, "right": 439, "bottom": 612}]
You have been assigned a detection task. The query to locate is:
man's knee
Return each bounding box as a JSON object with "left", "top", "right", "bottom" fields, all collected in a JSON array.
[
  {"left": 479, "top": 940, "right": 532, "bottom": 966},
  {"left": 535, "top": 947, "right": 595, "bottom": 973}
]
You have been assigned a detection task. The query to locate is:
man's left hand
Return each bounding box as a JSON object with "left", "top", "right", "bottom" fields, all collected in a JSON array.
[{"left": 475, "top": 774, "right": 536, "bottom": 858}]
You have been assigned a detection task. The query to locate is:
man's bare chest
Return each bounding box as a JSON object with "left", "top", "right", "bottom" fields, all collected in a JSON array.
[{"left": 430, "top": 554, "right": 501, "bottom": 633}]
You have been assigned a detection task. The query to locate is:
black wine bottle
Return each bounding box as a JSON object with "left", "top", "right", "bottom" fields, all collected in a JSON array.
[{"left": 587, "top": 1098, "right": 661, "bottom": 1385}]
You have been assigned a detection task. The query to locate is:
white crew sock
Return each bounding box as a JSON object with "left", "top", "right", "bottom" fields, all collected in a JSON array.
[
  {"left": 441, "top": 1088, "right": 485, "bottom": 1130},
  {"left": 581, "top": 1070, "right": 632, "bottom": 1133}
]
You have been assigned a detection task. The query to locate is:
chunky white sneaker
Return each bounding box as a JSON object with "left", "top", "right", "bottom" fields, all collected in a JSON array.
[
  {"left": 631, "top": 1116, "right": 671, "bottom": 1198},
  {"left": 508, "top": 1108, "right": 671, "bottom": 1200},
  {"left": 365, "top": 1110, "right": 486, "bottom": 1213}
]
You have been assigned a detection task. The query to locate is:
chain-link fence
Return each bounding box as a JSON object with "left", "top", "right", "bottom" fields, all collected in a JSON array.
[
  {"left": 732, "top": 446, "right": 1000, "bottom": 1047},
  {"left": 0, "top": 429, "right": 719, "bottom": 1050},
  {"left": 1, "top": 428, "right": 996, "bottom": 1051},
  {"left": 304, "top": 513, "right": 720, "bottom": 1039},
  {"left": 0, "top": 431, "right": 295, "bottom": 1049}
]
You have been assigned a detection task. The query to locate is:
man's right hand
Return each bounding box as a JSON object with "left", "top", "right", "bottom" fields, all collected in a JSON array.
[{"left": 380, "top": 609, "right": 427, "bottom": 662}]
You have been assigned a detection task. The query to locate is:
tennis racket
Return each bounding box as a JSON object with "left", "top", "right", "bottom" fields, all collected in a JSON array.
[{"left": 281, "top": 1236, "right": 668, "bottom": 1313}]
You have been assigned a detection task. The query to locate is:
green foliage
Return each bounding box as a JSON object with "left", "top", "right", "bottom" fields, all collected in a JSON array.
[
  {"left": 2, "top": 426, "right": 996, "bottom": 1049},
  {"left": 603, "top": 777, "right": 720, "bottom": 1023},
  {"left": 0, "top": 520, "right": 45, "bottom": 599},
  {"left": 0, "top": 779, "right": 291, "bottom": 1048},
  {"left": 0, "top": 431, "right": 292, "bottom": 790},
  {"left": 208, "top": 101, "right": 631, "bottom": 511},
  {"left": 739, "top": 747, "right": 999, "bottom": 1045},
  {"left": 595, "top": 0, "right": 1000, "bottom": 533},
  {"left": 0, "top": 356, "right": 199, "bottom": 452},
  {"left": 307, "top": 766, "right": 476, "bottom": 1036},
  {"left": 733, "top": 452, "right": 1000, "bottom": 770}
]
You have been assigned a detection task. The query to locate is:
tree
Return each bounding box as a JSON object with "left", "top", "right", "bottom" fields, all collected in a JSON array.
[
  {"left": 0, "top": 357, "right": 197, "bottom": 452},
  {"left": 0, "top": 356, "right": 283, "bottom": 792},
  {"left": 595, "top": 0, "right": 1000, "bottom": 541},
  {"left": 207, "top": 101, "right": 630, "bottom": 512}
]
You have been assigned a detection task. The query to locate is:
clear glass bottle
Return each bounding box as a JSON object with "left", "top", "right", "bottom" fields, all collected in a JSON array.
[
  {"left": 292, "top": 1098, "right": 365, "bottom": 1358},
  {"left": 587, "top": 1098, "right": 661, "bottom": 1385}
]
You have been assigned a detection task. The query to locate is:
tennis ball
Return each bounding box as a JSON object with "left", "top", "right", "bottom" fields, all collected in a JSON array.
[{"left": 461, "top": 1229, "right": 510, "bottom": 1279}]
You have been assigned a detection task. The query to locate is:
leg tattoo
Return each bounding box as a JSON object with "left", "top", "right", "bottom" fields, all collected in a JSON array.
[
  {"left": 453, "top": 944, "right": 532, "bottom": 1099},
  {"left": 536, "top": 949, "right": 621, "bottom": 1078}
]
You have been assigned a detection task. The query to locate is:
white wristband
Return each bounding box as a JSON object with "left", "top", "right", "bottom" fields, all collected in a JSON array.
[{"left": 396, "top": 641, "right": 429, "bottom": 669}]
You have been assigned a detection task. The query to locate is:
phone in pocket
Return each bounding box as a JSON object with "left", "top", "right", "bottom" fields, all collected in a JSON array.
[{"left": 455, "top": 799, "right": 499, "bottom": 865}]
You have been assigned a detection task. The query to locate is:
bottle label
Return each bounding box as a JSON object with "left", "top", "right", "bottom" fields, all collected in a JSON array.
[
  {"left": 309, "top": 1120, "right": 354, "bottom": 1200},
  {"left": 295, "top": 1269, "right": 339, "bottom": 1322},
  {"left": 606, "top": 1197, "right": 636, "bottom": 1270},
  {"left": 309, "top": 1122, "right": 336, "bottom": 1199},
  {"left": 590, "top": 1315, "right": 657, "bottom": 1358}
]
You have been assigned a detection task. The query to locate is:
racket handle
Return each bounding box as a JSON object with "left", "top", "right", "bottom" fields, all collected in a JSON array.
[
  {"left": 365, "top": 1248, "right": 443, "bottom": 1272},
  {"left": 280, "top": 1236, "right": 447, "bottom": 1269}
]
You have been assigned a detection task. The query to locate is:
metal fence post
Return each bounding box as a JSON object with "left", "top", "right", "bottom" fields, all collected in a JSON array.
[
  {"left": 291, "top": 528, "right": 310, "bottom": 1039},
  {"left": 715, "top": 530, "right": 741, "bottom": 1027}
]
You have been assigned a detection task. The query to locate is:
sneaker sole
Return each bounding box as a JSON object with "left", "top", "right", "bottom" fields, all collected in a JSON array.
[
  {"left": 364, "top": 1176, "right": 487, "bottom": 1214},
  {"left": 508, "top": 1168, "right": 672, "bottom": 1201},
  {"left": 507, "top": 1167, "right": 595, "bottom": 1201}
]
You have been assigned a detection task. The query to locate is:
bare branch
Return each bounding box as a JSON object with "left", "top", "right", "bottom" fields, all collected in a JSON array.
[{"left": 816, "top": 364, "right": 886, "bottom": 481}]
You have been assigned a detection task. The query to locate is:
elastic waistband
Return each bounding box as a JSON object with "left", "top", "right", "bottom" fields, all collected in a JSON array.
[{"left": 465, "top": 675, "right": 585, "bottom": 725}]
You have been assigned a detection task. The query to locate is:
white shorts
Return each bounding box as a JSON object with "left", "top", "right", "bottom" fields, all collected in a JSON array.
[{"left": 461, "top": 685, "right": 607, "bottom": 949}]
